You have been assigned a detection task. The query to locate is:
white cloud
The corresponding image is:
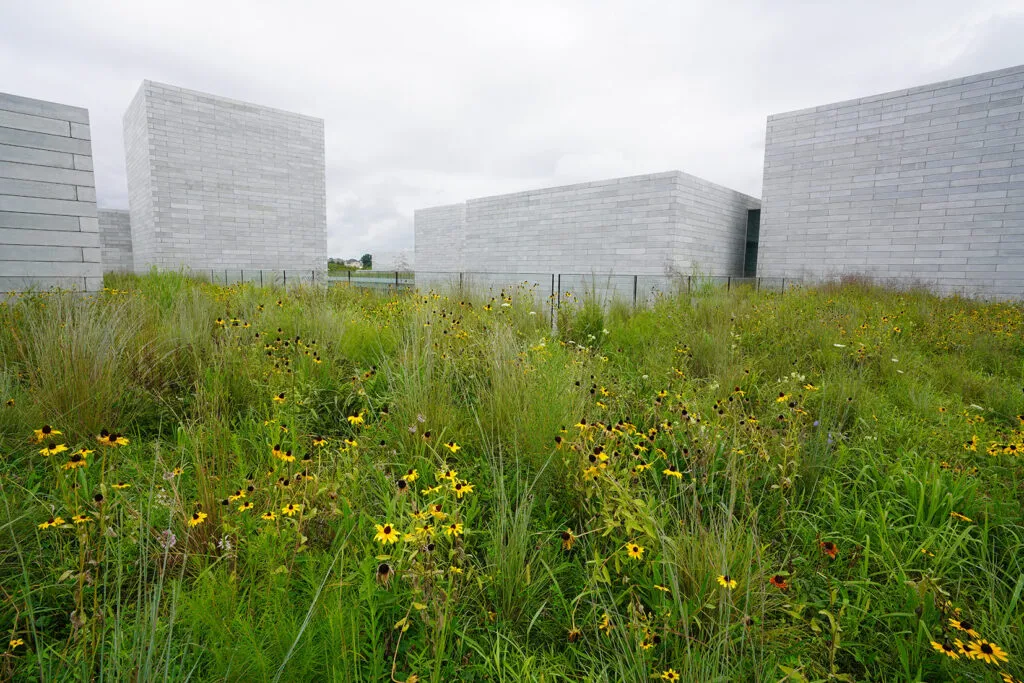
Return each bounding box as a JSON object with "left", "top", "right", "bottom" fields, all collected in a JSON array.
[{"left": 1, "top": 0, "right": 1021, "bottom": 258}]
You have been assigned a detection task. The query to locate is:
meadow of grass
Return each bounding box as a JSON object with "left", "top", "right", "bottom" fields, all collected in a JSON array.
[{"left": 1, "top": 272, "right": 1022, "bottom": 682}]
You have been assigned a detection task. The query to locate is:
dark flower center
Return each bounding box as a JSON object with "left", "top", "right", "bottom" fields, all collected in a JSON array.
[
  {"left": 383, "top": 526, "right": 391, "bottom": 534},
  {"left": 562, "top": 531, "right": 571, "bottom": 540},
  {"left": 981, "top": 643, "right": 993, "bottom": 654},
  {"left": 397, "top": 479, "right": 407, "bottom": 489},
  {"left": 378, "top": 563, "right": 390, "bottom": 575},
  {"left": 42, "top": 426, "right": 52, "bottom": 434}
]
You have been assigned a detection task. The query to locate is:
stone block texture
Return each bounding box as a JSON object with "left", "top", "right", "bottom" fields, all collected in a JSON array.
[
  {"left": 759, "top": 64, "right": 1024, "bottom": 298},
  {"left": 123, "top": 81, "right": 327, "bottom": 276},
  {"left": 0, "top": 91, "right": 101, "bottom": 293},
  {"left": 99, "top": 209, "right": 133, "bottom": 272},
  {"left": 372, "top": 249, "right": 414, "bottom": 271},
  {"left": 414, "top": 171, "right": 759, "bottom": 277}
]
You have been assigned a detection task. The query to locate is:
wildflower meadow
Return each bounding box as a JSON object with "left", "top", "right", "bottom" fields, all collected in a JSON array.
[{"left": 1, "top": 272, "right": 1023, "bottom": 682}]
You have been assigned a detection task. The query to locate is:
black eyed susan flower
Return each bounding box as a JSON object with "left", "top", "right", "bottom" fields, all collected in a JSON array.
[
  {"left": 949, "top": 619, "right": 980, "bottom": 638},
  {"left": 273, "top": 392, "right": 286, "bottom": 404},
  {"left": 598, "top": 613, "right": 612, "bottom": 634},
  {"left": 662, "top": 463, "right": 682, "bottom": 479},
  {"left": 9, "top": 637, "right": 25, "bottom": 649},
  {"left": 62, "top": 452, "right": 88, "bottom": 470},
  {"left": 188, "top": 511, "right": 208, "bottom": 528},
  {"left": 261, "top": 511, "right": 276, "bottom": 521},
  {"left": 964, "top": 435, "right": 979, "bottom": 451},
  {"left": 931, "top": 640, "right": 960, "bottom": 660},
  {"left": 445, "top": 522, "right": 464, "bottom": 538},
  {"left": 561, "top": 529, "right": 576, "bottom": 551},
  {"left": 38, "top": 516, "right": 65, "bottom": 530},
  {"left": 396, "top": 478, "right": 409, "bottom": 494},
  {"left": 312, "top": 436, "right": 327, "bottom": 447},
  {"left": 346, "top": 412, "right": 364, "bottom": 425},
  {"left": 170, "top": 467, "right": 184, "bottom": 477},
  {"left": 820, "top": 541, "right": 838, "bottom": 559},
  {"left": 228, "top": 489, "right": 246, "bottom": 502},
  {"left": 445, "top": 441, "right": 461, "bottom": 453},
  {"left": 97, "top": 431, "right": 129, "bottom": 447},
  {"left": 965, "top": 639, "right": 1009, "bottom": 665},
  {"left": 567, "top": 627, "right": 581, "bottom": 643},
  {"left": 717, "top": 574, "right": 738, "bottom": 589},
  {"left": 451, "top": 480, "right": 474, "bottom": 499},
  {"left": 33, "top": 425, "right": 61, "bottom": 443},
  {"left": 113, "top": 482, "right": 130, "bottom": 490},
  {"left": 625, "top": 542, "right": 645, "bottom": 560},
  {"left": 375, "top": 523, "right": 400, "bottom": 544},
  {"left": 5, "top": 398, "right": 13, "bottom": 407},
  {"left": 72, "top": 514, "right": 91, "bottom": 525},
  {"left": 375, "top": 562, "right": 394, "bottom": 586},
  {"left": 281, "top": 503, "right": 300, "bottom": 517},
  {"left": 39, "top": 442, "right": 68, "bottom": 457},
  {"left": 661, "top": 670, "right": 681, "bottom": 682},
  {"left": 437, "top": 468, "right": 458, "bottom": 482},
  {"left": 405, "top": 468, "right": 419, "bottom": 483},
  {"left": 769, "top": 574, "right": 789, "bottom": 590},
  {"left": 238, "top": 502, "right": 253, "bottom": 512}
]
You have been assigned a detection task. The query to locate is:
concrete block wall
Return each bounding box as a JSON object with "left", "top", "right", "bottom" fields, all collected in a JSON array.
[
  {"left": 0, "top": 91, "right": 101, "bottom": 293},
  {"left": 98, "top": 209, "right": 133, "bottom": 272},
  {"left": 415, "top": 171, "right": 759, "bottom": 278},
  {"left": 759, "top": 64, "right": 1024, "bottom": 298},
  {"left": 372, "top": 249, "right": 414, "bottom": 271},
  {"left": 414, "top": 203, "right": 466, "bottom": 273},
  {"left": 123, "top": 81, "right": 327, "bottom": 276}
]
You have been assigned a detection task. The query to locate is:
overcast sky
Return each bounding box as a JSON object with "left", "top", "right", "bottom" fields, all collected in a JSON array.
[{"left": 2, "top": 1, "right": 1023, "bottom": 258}]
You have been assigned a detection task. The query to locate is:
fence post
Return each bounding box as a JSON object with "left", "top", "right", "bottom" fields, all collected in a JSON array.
[
  {"left": 459, "top": 272, "right": 463, "bottom": 293},
  {"left": 556, "top": 273, "right": 561, "bottom": 309},
  {"left": 211, "top": 268, "right": 214, "bottom": 283},
  {"left": 727, "top": 276, "right": 731, "bottom": 292},
  {"left": 395, "top": 271, "right": 399, "bottom": 289},
  {"left": 550, "top": 274, "right": 555, "bottom": 319},
  {"left": 781, "top": 278, "right": 785, "bottom": 293},
  {"left": 633, "top": 275, "right": 638, "bottom": 307},
  {"left": 284, "top": 270, "right": 287, "bottom": 286},
  {"left": 687, "top": 276, "right": 691, "bottom": 294},
  {"left": 260, "top": 270, "right": 264, "bottom": 287},
  {"left": 347, "top": 270, "right": 351, "bottom": 285}
]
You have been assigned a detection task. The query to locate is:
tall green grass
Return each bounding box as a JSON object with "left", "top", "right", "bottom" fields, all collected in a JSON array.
[{"left": 1, "top": 274, "right": 1022, "bottom": 682}]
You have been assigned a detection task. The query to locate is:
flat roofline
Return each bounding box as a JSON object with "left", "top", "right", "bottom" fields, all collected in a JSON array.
[
  {"left": 140, "top": 79, "right": 323, "bottom": 124},
  {"left": 767, "top": 62, "right": 1024, "bottom": 121},
  {"left": 459, "top": 169, "right": 759, "bottom": 205}
]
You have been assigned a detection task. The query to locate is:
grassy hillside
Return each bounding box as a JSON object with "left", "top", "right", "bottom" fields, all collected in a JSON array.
[{"left": 1, "top": 273, "right": 1022, "bottom": 682}]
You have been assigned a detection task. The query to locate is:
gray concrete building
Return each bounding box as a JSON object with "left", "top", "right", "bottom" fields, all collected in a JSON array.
[
  {"left": 0, "top": 91, "right": 101, "bottom": 293},
  {"left": 414, "top": 171, "right": 760, "bottom": 278},
  {"left": 123, "top": 81, "right": 327, "bottom": 278},
  {"left": 98, "top": 208, "right": 133, "bottom": 272},
  {"left": 758, "top": 64, "right": 1024, "bottom": 297}
]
